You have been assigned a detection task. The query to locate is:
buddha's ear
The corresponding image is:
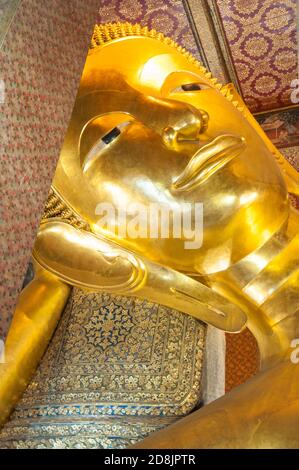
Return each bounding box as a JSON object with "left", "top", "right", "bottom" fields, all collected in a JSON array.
[{"left": 224, "top": 83, "right": 299, "bottom": 196}]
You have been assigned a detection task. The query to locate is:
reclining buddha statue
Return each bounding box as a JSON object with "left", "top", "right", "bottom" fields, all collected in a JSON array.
[{"left": 0, "top": 22, "right": 298, "bottom": 449}]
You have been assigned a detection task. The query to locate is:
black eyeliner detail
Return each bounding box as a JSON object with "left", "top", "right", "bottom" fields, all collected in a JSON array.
[
  {"left": 102, "top": 126, "right": 121, "bottom": 145},
  {"left": 182, "top": 83, "right": 202, "bottom": 91}
]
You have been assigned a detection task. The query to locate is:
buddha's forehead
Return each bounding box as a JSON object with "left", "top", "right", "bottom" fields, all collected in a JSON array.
[{"left": 79, "top": 36, "right": 211, "bottom": 97}]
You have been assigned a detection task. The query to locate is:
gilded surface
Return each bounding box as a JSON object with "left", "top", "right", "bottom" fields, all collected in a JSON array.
[
  {"left": 1, "top": 21, "right": 299, "bottom": 449},
  {"left": 0, "top": 289, "right": 205, "bottom": 448}
]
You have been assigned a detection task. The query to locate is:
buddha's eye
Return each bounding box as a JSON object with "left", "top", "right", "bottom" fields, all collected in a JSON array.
[
  {"left": 102, "top": 126, "right": 121, "bottom": 145},
  {"left": 171, "top": 82, "right": 210, "bottom": 93}
]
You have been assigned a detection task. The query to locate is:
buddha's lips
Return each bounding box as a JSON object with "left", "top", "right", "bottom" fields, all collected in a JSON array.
[{"left": 172, "top": 134, "right": 246, "bottom": 191}]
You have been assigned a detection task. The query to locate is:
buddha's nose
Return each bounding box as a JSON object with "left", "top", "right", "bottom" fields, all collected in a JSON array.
[{"left": 162, "top": 108, "right": 209, "bottom": 151}]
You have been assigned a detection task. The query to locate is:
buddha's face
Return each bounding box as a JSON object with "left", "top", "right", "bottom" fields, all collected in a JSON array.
[{"left": 53, "top": 33, "right": 289, "bottom": 275}]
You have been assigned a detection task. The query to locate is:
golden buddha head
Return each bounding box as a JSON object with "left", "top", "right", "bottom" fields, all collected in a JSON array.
[{"left": 52, "top": 23, "right": 289, "bottom": 275}]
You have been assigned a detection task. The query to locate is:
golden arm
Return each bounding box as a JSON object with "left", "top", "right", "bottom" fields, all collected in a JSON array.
[{"left": 0, "top": 268, "right": 70, "bottom": 427}]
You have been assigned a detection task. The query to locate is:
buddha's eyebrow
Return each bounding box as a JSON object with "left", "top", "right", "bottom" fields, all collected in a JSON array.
[{"left": 82, "top": 121, "right": 131, "bottom": 173}]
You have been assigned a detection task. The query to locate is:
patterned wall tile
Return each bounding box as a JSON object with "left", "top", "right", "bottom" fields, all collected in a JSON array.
[
  {"left": 0, "top": 0, "right": 99, "bottom": 339},
  {"left": 0, "top": 0, "right": 21, "bottom": 48}
]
